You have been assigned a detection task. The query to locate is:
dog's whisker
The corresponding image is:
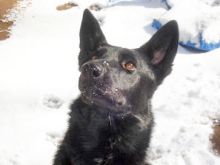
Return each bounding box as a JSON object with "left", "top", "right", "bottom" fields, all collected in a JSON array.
[{"left": 108, "top": 114, "right": 112, "bottom": 128}]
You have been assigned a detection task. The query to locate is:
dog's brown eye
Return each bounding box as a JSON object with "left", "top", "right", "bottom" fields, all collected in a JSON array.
[{"left": 122, "top": 62, "right": 136, "bottom": 72}]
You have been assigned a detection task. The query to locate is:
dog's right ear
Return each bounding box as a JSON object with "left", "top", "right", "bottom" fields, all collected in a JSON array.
[
  {"left": 79, "top": 9, "right": 107, "bottom": 52},
  {"left": 138, "top": 20, "right": 179, "bottom": 84}
]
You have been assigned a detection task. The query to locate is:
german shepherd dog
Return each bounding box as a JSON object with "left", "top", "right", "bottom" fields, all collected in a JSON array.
[{"left": 53, "top": 9, "right": 179, "bottom": 165}]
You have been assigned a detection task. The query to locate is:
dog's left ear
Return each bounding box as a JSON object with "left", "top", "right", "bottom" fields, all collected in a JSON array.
[
  {"left": 80, "top": 9, "right": 107, "bottom": 52},
  {"left": 138, "top": 20, "right": 179, "bottom": 84}
]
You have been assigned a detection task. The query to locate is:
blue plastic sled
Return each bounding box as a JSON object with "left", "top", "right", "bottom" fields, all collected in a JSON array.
[{"left": 152, "top": 19, "right": 220, "bottom": 51}]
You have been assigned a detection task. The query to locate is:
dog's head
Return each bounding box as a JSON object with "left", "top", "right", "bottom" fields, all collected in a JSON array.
[{"left": 78, "top": 9, "right": 179, "bottom": 113}]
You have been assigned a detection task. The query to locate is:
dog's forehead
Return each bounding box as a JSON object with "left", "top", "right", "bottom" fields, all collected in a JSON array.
[
  {"left": 103, "top": 46, "right": 148, "bottom": 65},
  {"left": 101, "top": 46, "right": 139, "bottom": 60}
]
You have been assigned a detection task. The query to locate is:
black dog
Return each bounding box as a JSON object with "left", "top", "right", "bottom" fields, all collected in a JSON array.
[{"left": 53, "top": 9, "right": 179, "bottom": 165}]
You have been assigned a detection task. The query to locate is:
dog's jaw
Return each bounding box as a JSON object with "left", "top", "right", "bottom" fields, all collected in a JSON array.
[{"left": 79, "top": 84, "right": 131, "bottom": 113}]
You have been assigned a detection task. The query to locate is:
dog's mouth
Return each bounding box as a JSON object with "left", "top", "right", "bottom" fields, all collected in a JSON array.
[{"left": 80, "top": 85, "right": 129, "bottom": 112}]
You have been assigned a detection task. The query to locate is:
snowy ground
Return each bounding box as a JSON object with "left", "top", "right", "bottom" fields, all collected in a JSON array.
[{"left": 0, "top": 0, "right": 220, "bottom": 164}]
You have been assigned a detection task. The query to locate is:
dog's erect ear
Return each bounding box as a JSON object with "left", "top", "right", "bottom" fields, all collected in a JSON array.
[
  {"left": 80, "top": 9, "right": 107, "bottom": 51},
  {"left": 138, "top": 20, "right": 179, "bottom": 84}
]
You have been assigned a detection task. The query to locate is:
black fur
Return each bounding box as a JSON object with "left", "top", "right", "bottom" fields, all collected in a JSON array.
[{"left": 53, "top": 9, "right": 179, "bottom": 165}]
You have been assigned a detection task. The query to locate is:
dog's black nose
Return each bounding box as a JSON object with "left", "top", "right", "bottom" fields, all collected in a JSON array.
[{"left": 81, "top": 63, "right": 103, "bottom": 78}]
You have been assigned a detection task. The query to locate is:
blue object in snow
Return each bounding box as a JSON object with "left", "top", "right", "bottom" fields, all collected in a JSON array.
[{"left": 152, "top": 19, "right": 220, "bottom": 51}]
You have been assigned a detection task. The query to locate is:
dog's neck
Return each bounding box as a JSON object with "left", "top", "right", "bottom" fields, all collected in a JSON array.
[
  {"left": 68, "top": 97, "right": 153, "bottom": 164},
  {"left": 71, "top": 97, "right": 152, "bottom": 141}
]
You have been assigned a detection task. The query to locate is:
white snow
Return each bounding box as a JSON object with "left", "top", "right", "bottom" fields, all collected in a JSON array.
[
  {"left": 158, "top": 0, "right": 220, "bottom": 46},
  {"left": 0, "top": 0, "right": 220, "bottom": 164}
]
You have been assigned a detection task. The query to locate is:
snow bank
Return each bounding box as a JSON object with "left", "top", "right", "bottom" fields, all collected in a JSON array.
[{"left": 155, "top": 0, "right": 220, "bottom": 51}]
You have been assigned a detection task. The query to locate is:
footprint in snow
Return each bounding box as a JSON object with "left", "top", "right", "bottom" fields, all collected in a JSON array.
[
  {"left": 42, "top": 95, "right": 63, "bottom": 109},
  {"left": 186, "top": 76, "right": 197, "bottom": 82},
  {"left": 187, "top": 90, "right": 201, "bottom": 98},
  {"left": 46, "top": 131, "right": 63, "bottom": 146}
]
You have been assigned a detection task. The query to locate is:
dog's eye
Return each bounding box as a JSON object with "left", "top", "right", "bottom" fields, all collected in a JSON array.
[{"left": 122, "top": 62, "right": 136, "bottom": 72}]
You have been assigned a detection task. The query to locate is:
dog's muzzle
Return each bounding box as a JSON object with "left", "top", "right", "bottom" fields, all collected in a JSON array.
[{"left": 79, "top": 61, "right": 129, "bottom": 111}]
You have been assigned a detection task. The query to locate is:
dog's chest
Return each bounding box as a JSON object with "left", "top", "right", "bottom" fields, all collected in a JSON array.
[
  {"left": 79, "top": 114, "right": 145, "bottom": 164},
  {"left": 89, "top": 135, "right": 125, "bottom": 165},
  {"left": 92, "top": 137, "right": 116, "bottom": 165}
]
